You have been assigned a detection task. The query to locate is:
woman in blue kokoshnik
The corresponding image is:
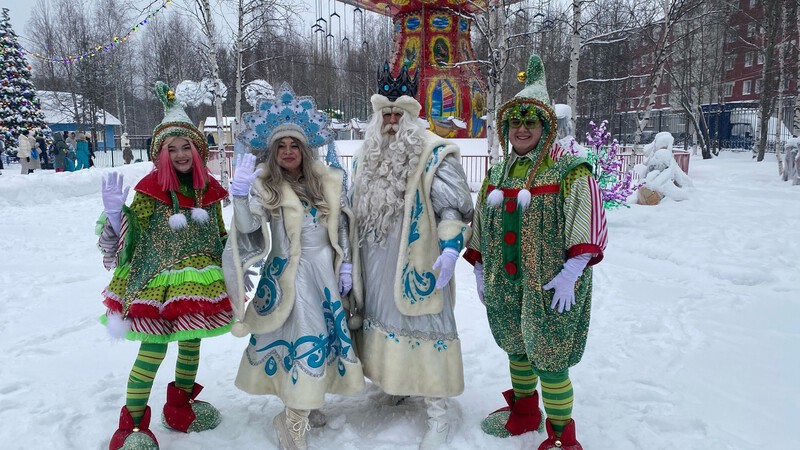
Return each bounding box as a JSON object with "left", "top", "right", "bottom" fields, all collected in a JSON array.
[{"left": 222, "top": 83, "right": 365, "bottom": 450}]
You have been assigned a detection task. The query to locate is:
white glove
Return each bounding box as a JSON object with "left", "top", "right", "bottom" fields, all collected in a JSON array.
[
  {"left": 543, "top": 254, "right": 591, "bottom": 314},
  {"left": 243, "top": 268, "right": 257, "bottom": 292},
  {"left": 433, "top": 247, "right": 459, "bottom": 290},
  {"left": 230, "top": 153, "right": 262, "bottom": 196},
  {"left": 101, "top": 172, "right": 130, "bottom": 234},
  {"left": 338, "top": 262, "right": 353, "bottom": 297},
  {"left": 474, "top": 262, "right": 485, "bottom": 305}
]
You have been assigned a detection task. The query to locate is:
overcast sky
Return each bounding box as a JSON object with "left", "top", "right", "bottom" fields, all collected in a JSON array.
[{"left": 1, "top": 0, "right": 378, "bottom": 53}]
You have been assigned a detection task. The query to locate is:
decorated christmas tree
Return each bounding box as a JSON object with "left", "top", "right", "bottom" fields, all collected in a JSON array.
[{"left": 0, "top": 8, "right": 48, "bottom": 147}]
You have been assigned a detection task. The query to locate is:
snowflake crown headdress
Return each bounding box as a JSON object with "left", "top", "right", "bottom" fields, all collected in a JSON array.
[{"left": 238, "top": 82, "right": 334, "bottom": 152}]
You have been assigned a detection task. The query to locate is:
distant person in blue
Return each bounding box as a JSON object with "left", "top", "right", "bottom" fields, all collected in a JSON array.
[{"left": 75, "top": 133, "right": 90, "bottom": 170}]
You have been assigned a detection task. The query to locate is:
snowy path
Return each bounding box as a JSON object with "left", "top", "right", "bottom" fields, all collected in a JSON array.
[{"left": 0, "top": 151, "right": 798, "bottom": 449}]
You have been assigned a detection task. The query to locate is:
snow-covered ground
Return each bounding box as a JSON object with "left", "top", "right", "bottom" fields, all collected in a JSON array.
[{"left": 0, "top": 151, "right": 798, "bottom": 449}]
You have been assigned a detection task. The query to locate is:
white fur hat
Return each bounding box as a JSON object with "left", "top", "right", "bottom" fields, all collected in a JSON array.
[{"left": 370, "top": 94, "right": 422, "bottom": 117}]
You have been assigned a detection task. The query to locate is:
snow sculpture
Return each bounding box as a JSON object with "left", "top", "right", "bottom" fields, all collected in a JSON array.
[
  {"left": 782, "top": 137, "right": 800, "bottom": 185},
  {"left": 634, "top": 131, "right": 692, "bottom": 204},
  {"left": 555, "top": 104, "right": 587, "bottom": 158}
]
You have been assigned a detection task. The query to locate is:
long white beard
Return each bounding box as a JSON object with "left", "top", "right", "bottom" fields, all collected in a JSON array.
[{"left": 354, "top": 131, "right": 420, "bottom": 246}]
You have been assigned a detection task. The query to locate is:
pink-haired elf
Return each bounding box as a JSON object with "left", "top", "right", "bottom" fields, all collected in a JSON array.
[{"left": 97, "top": 82, "right": 232, "bottom": 450}]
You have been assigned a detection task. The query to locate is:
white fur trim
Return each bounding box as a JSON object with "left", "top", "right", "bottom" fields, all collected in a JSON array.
[
  {"left": 231, "top": 321, "right": 250, "bottom": 337},
  {"left": 269, "top": 125, "right": 309, "bottom": 147},
  {"left": 487, "top": 189, "right": 504, "bottom": 207},
  {"left": 106, "top": 313, "right": 131, "bottom": 339},
  {"left": 438, "top": 219, "right": 472, "bottom": 248},
  {"left": 191, "top": 207, "right": 209, "bottom": 223},
  {"left": 517, "top": 189, "right": 532, "bottom": 210},
  {"left": 358, "top": 326, "right": 464, "bottom": 397},
  {"left": 371, "top": 94, "right": 422, "bottom": 117},
  {"left": 169, "top": 213, "right": 188, "bottom": 229}
]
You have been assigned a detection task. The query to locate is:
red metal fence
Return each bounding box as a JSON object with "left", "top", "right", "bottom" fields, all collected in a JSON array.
[{"left": 206, "top": 145, "right": 689, "bottom": 191}]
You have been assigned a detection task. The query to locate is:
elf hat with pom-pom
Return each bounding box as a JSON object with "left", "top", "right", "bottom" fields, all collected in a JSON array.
[
  {"left": 495, "top": 54, "right": 558, "bottom": 157},
  {"left": 150, "top": 81, "right": 208, "bottom": 164}
]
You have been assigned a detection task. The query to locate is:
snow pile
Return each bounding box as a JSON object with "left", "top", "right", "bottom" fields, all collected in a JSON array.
[
  {"left": 0, "top": 162, "right": 152, "bottom": 208},
  {"left": 635, "top": 131, "right": 692, "bottom": 202}
]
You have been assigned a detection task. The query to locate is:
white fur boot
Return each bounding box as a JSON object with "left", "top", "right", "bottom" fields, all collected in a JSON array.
[
  {"left": 419, "top": 397, "right": 457, "bottom": 450},
  {"left": 273, "top": 407, "right": 310, "bottom": 450}
]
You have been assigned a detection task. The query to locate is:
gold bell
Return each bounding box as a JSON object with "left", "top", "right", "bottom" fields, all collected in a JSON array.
[
  {"left": 132, "top": 427, "right": 140, "bottom": 432},
  {"left": 517, "top": 71, "right": 527, "bottom": 83}
]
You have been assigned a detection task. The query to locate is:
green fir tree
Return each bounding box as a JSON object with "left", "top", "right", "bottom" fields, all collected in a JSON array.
[{"left": 0, "top": 8, "right": 48, "bottom": 147}]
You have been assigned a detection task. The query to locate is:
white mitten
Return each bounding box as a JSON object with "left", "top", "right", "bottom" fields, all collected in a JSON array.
[
  {"left": 230, "top": 153, "right": 262, "bottom": 196},
  {"left": 101, "top": 172, "right": 130, "bottom": 234},
  {"left": 474, "top": 262, "right": 485, "bottom": 305},
  {"left": 433, "top": 247, "right": 459, "bottom": 289},
  {"left": 543, "top": 254, "right": 591, "bottom": 313}
]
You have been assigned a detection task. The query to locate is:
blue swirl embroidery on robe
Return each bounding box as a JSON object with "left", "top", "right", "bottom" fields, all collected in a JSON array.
[
  {"left": 253, "top": 256, "right": 288, "bottom": 315},
  {"left": 408, "top": 190, "right": 423, "bottom": 245},
  {"left": 402, "top": 261, "right": 436, "bottom": 304},
  {"left": 403, "top": 190, "right": 435, "bottom": 304},
  {"left": 254, "top": 334, "right": 327, "bottom": 384},
  {"left": 425, "top": 146, "right": 442, "bottom": 172},
  {"left": 254, "top": 287, "right": 355, "bottom": 381}
]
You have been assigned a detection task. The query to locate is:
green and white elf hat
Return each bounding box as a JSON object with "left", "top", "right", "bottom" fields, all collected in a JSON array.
[
  {"left": 149, "top": 81, "right": 211, "bottom": 229},
  {"left": 495, "top": 54, "right": 558, "bottom": 157}
]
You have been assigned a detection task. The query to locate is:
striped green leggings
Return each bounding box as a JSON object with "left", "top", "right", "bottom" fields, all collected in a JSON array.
[
  {"left": 125, "top": 339, "right": 201, "bottom": 425},
  {"left": 509, "top": 353, "right": 573, "bottom": 435}
]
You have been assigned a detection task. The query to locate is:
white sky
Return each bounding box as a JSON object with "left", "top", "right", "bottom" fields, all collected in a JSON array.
[{"left": 2, "top": 0, "right": 377, "bottom": 54}]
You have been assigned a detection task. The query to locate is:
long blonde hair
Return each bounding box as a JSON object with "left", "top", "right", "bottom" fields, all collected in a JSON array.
[{"left": 256, "top": 137, "right": 330, "bottom": 221}]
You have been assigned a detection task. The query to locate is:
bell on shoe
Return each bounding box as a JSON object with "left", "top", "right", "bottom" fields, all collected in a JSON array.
[
  {"left": 480, "top": 389, "right": 543, "bottom": 437},
  {"left": 274, "top": 407, "right": 310, "bottom": 450},
  {"left": 161, "top": 382, "right": 221, "bottom": 433},
  {"left": 537, "top": 418, "right": 583, "bottom": 450},
  {"left": 419, "top": 397, "right": 457, "bottom": 450},
  {"left": 109, "top": 405, "right": 159, "bottom": 450}
]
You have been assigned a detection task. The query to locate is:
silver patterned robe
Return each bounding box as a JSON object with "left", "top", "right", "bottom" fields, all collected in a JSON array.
[{"left": 352, "top": 134, "right": 474, "bottom": 398}]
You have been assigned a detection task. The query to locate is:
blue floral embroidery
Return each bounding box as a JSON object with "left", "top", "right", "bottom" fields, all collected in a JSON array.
[
  {"left": 409, "top": 339, "right": 421, "bottom": 350},
  {"left": 385, "top": 332, "right": 400, "bottom": 343},
  {"left": 434, "top": 340, "right": 448, "bottom": 352},
  {"left": 254, "top": 256, "right": 288, "bottom": 314}
]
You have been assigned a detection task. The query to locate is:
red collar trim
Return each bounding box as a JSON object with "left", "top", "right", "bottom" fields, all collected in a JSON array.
[
  {"left": 487, "top": 184, "right": 560, "bottom": 197},
  {"left": 135, "top": 171, "right": 228, "bottom": 208}
]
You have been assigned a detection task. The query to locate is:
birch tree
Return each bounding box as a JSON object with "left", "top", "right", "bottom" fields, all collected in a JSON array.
[
  {"left": 231, "top": 0, "right": 293, "bottom": 122},
  {"left": 192, "top": 0, "right": 229, "bottom": 194},
  {"left": 567, "top": 0, "right": 582, "bottom": 131}
]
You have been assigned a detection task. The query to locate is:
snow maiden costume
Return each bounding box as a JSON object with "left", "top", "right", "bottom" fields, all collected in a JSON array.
[
  {"left": 350, "top": 64, "right": 473, "bottom": 450},
  {"left": 98, "top": 82, "right": 232, "bottom": 450},
  {"left": 222, "top": 83, "right": 364, "bottom": 450},
  {"left": 463, "top": 55, "right": 607, "bottom": 450}
]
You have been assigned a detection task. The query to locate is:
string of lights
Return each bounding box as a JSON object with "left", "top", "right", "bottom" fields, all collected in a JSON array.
[{"left": 19, "top": 0, "right": 172, "bottom": 65}]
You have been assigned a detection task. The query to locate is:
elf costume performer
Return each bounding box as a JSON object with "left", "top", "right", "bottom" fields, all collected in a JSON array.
[
  {"left": 463, "top": 55, "right": 607, "bottom": 450},
  {"left": 97, "top": 82, "right": 233, "bottom": 450}
]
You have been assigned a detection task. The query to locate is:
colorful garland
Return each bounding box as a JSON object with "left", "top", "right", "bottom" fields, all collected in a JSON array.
[{"left": 20, "top": 1, "right": 172, "bottom": 64}]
